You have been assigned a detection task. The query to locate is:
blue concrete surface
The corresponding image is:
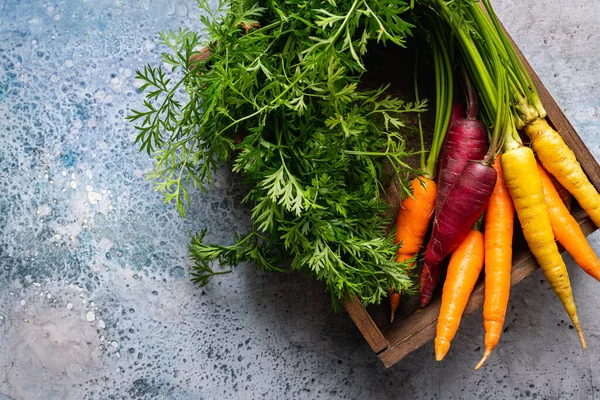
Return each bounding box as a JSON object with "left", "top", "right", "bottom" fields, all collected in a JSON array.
[{"left": 0, "top": 0, "right": 599, "bottom": 399}]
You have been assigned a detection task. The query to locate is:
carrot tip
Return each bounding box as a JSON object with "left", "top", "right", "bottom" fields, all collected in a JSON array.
[
  {"left": 475, "top": 350, "right": 491, "bottom": 370},
  {"left": 576, "top": 324, "right": 587, "bottom": 349},
  {"left": 435, "top": 339, "right": 450, "bottom": 361},
  {"left": 389, "top": 292, "right": 400, "bottom": 323}
]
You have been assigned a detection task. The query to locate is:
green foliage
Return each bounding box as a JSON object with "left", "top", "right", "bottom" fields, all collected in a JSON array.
[{"left": 128, "top": 0, "right": 425, "bottom": 308}]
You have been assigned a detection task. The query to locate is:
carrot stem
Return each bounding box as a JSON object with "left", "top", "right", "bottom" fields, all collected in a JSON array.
[
  {"left": 424, "top": 18, "right": 454, "bottom": 179},
  {"left": 414, "top": 47, "right": 426, "bottom": 173}
]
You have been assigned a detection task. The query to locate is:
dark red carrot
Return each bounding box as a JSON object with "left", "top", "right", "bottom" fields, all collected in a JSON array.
[
  {"left": 420, "top": 160, "right": 497, "bottom": 307},
  {"left": 436, "top": 102, "right": 466, "bottom": 182},
  {"left": 449, "top": 102, "right": 466, "bottom": 127},
  {"left": 435, "top": 88, "right": 488, "bottom": 212}
]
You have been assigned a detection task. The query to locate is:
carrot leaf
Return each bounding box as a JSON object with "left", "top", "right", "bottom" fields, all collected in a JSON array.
[{"left": 128, "top": 0, "right": 424, "bottom": 308}]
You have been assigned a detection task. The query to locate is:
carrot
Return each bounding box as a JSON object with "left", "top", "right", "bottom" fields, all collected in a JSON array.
[
  {"left": 524, "top": 118, "right": 600, "bottom": 227},
  {"left": 435, "top": 83, "right": 488, "bottom": 213},
  {"left": 476, "top": 155, "right": 514, "bottom": 370},
  {"left": 537, "top": 161, "right": 600, "bottom": 282},
  {"left": 435, "top": 102, "right": 465, "bottom": 180},
  {"left": 435, "top": 229, "right": 485, "bottom": 361},
  {"left": 420, "top": 70, "right": 496, "bottom": 308},
  {"left": 390, "top": 177, "right": 437, "bottom": 322},
  {"left": 435, "top": 118, "right": 488, "bottom": 213},
  {"left": 389, "top": 26, "right": 454, "bottom": 321},
  {"left": 420, "top": 161, "right": 496, "bottom": 307},
  {"left": 501, "top": 145, "right": 586, "bottom": 348},
  {"left": 548, "top": 172, "right": 572, "bottom": 211}
]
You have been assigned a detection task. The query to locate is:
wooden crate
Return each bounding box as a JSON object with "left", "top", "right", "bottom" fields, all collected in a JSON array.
[{"left": 344, "top": 21, "right": 600, "bottom": 368}]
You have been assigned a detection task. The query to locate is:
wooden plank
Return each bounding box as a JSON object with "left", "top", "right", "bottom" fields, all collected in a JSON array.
[
  {"left": 343, "top": 296, "right": 389, "bottom": 353},
  {"left": 378, "top": 210, "right": 596, "bottom": 368}
]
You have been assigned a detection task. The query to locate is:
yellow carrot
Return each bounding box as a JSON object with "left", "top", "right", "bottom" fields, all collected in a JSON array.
[
  {"left": 501, "top": 145, "right": 586, "bottom": 348},
  {"left": 524, "top": 118, "right": 600, "bottom": 227}
]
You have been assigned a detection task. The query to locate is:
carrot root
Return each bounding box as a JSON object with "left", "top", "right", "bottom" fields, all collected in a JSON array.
[
  {"left": 434, "top": 230, "right": 485, "bottom": 361},
  {"left": 435, "top": 339, "right": 451, "bottom": 362},
  {"left": 421, "top": 162, "right": 495, "bottom": 307},
  {"left": 475, "top": 350, "right": 491, "bottom": 370},
  {"left": 577, "top": 322, "right": 587, "bottom": 349},
  {"left": 537, "top": 161, "right": 600, "bottom": 283},
  {"left": 391, "top": 177, "right": 437, "bottom": 321},
  {"left": 502, "top": 146, "right": 586, "bottom": 348},
  {"left": 389, "top": 292, "right": 400, "bottom": 323},
  {"left": 524, "top": 118, "right": 600, "bottom": 227},
  {"left": 479, "top": 155, "right": 514, "bottom": 369}
]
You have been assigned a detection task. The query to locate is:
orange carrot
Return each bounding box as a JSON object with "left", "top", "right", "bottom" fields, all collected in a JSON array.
[
  {"left": 394, "top": 29, "right": 452, "bottom": 318},
  {"left": 435, "top": 229, "right": 485, "bottom": 361},
  {"left": 390, "top": 177, "right": 437, "bottom": 322},
  {"left": 537, "top": 162, "right": 600, "bottom": 282},
  {"left": 548, "top": 172, "right": 572, "bottom": 211},
  {"left": 476, "top": 156, "right": 514, "bottom": 370}
]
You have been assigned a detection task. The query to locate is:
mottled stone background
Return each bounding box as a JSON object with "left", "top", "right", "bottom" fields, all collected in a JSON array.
[{"left": 0, "top": 0, "right": 599, "bottom": 399}]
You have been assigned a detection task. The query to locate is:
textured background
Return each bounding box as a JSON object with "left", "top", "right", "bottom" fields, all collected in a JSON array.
[{"left": 0, "top": 0, "right": 599, "bottom": 399}]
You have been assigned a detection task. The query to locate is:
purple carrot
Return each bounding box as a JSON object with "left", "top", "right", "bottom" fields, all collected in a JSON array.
[
  {"left": 420, "top": 161, "right": 497, "bottom": 307},
  {"left": 436, "top": 102, "right": 465, "bottom": 176},
  {"left": 449, "top": 102, "right": 466, "bottom": 128},
  {"left": 435, "top": 81, "right": 488, "bottom": 213},
  {"left": 436, "top": 102, "right": 466, "bottom": 179},
  {"left": 435, "top": 124, "right": 487, "bottom": 212}
]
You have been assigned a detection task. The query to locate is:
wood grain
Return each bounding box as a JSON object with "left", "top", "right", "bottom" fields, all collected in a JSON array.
[
  {"left": 343, "top": 296, "right": 389, "bottom": 353},
  {"left": 344, "top": 9, "right": 600, "bottom": 368}
]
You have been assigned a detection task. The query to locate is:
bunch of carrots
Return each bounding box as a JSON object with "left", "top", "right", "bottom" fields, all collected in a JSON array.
[{"left": 390, "top": 0, "right": 600, "bottom": 368}]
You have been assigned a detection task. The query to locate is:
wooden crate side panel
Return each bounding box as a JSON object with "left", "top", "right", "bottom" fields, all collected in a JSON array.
[{"left": 343, "top": 296, "right": 389, "bottom": 353}]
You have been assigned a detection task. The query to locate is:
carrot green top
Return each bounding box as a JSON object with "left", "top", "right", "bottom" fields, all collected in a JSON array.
[
  {"left": 432, "top": 0, "right": 547, "bottom": 154},
  {"left": 422, "top": 17, "right": 454, "bottom": 180}
]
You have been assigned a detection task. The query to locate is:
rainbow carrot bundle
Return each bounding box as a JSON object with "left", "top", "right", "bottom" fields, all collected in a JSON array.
[{"left": 430, "top": 0, "right": 596, "bottom": 364}]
